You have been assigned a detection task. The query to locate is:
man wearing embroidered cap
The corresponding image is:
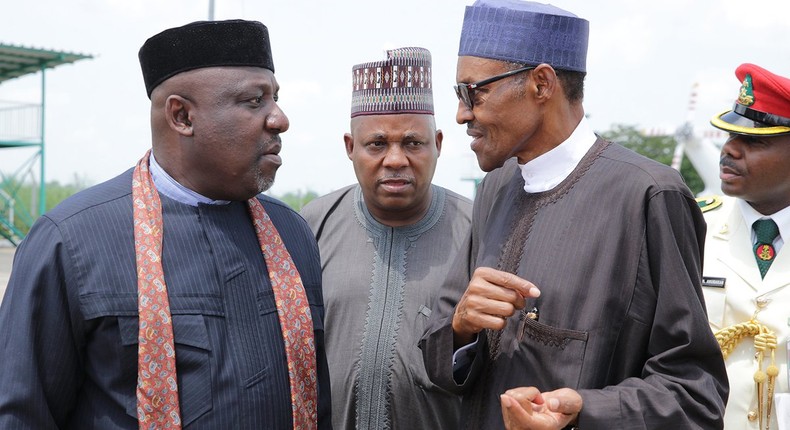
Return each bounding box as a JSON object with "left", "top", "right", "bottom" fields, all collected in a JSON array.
[
  {"left": 419, "top": 1, "right": 728, "bottom": 429},
  {"left": 701, "top": 63, "right": 790, "bottom": 430},
  {"left": 0, "top": 20, "right": 331, "bottom": 429},
  {"left": 300, "top": 47, "right": 471, "bottom": 430}
]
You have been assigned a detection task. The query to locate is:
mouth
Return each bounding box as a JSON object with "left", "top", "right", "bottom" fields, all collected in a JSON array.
[
  {"left": 719, "top": 157, "right": 742, "bottom": 181},
  {"left": 466, "top": 127, "right": 484, "bottom": 151},
  {"left": 261, "top": 138, "right": 283, "bottom": 166},
  {"left": 719, "top": 166, "right": 740, "bottom": 182},
  {"left": 378, "top": 177, "right": 414, "bottom": 193}
]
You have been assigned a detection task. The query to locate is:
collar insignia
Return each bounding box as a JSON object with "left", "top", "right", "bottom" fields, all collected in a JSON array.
[{"left": 696, "top": 195, "right": 723, "bottom": 213}]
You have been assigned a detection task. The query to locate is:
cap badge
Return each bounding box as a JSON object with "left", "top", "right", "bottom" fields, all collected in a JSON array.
[{"left": 737, "top": 74, "right": 755, "bottom": 106}]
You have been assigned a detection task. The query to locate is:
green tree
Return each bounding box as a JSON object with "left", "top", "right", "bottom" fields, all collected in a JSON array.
[
  {"left": 600, "top": 124, "right": 704, "bottom": 195},
  {"left": 2, "top": 173, "right": 322, "bottom": 240},
  {"left": 275, "top": 190, "right": 319, "bottom": 212},
  {"left": 1, "top": 174, "right": 91, "bottom": 239}
]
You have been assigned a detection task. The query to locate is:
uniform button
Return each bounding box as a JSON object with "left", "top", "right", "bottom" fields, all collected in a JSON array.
[{"left": 748, "top": 410, "right": 758, "bottom": 421}]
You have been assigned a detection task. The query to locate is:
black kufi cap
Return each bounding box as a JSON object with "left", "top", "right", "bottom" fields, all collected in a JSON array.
[{"left": 139, "top": 19, "right": 274, "bottom": 98}]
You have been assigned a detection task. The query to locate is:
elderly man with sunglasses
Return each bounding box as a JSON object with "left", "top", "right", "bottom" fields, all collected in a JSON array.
[{"left": 419, "top": 1, "right": 729, "bottom": 429}]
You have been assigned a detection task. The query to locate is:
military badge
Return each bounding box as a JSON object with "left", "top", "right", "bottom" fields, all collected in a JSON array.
[
  {"left": 756, "top": 243, "right": 776, "bottom": 261},
  {"left": 737, "top": 74, "right": 755, "bottom": 106}
]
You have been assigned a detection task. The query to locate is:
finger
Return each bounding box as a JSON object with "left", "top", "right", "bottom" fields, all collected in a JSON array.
[
  {"left": 455, "top": 305, "right": 511, "bottom": 332},
  {"left": 466, "top": 275, "right": 528, "bottom": 309},
  {"left": 474, "top": 295, "right": 523, "bottom": 318},
  {"left": 476, "top": 267, "right": 541, "bottom": 299},
  {"left": 461, "top": 285, "right": 525, "bottom": 318},
  {"left": 504, "top": 386, "right": 544, "bottom": 409},
  {"left": 501, "top": 394, "right": 533, "bottom": 430},
  {"left": 545, "top": 389, "right": 583, "bottom": 415},
  {"left": 452, "top": 296, "right": 512, "bottom": 341},
  {"left": 468, "top": 281, "right": 526, "bottom": 310},
  {"left": 547, "top": 396, "right": 582, "bottom": 415}
]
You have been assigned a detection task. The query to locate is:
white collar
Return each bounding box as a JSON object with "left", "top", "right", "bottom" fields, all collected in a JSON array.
[
  {"left": 518, "top": 116, "right": 597, "bottom": 193},
  {"left": 149, "top": 153, "right": 231, "bottom": 207},
  {"left": 737, "top": 198, "right": 789, "bottom": 250}
]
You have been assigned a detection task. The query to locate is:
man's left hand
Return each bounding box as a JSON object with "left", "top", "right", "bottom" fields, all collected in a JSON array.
[{"left": 500, "top": 386, "right": 582, "bottom": 430}]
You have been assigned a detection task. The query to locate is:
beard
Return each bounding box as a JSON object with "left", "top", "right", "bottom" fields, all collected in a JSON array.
[
  {"left": 255, "top": 169, "right": 275, "bottom": 193},
  {"left": 253, "top": 134, "right": 281, "bottom": 193}
]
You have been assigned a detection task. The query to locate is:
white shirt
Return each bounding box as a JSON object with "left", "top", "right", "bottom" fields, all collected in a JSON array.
[
  {"left": 518, "top": 116, "right": 597, "bottom": 193},
  {"left": 738, "top": 198, "right": 788, "bottom": 253}
]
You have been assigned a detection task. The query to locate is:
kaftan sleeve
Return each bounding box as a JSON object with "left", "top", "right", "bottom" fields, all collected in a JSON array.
[
  {"left": 0, "top": 216, "right": 84, "bottom": 429},
  {"left": 576, "top": 189, "right": 729, "bottom": 429},
  {"left": 419, "top": 168, "right": 499, "bottom": 395}
]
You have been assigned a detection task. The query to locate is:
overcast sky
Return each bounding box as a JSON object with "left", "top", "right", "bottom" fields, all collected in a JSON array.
[{"left": 2, "top": 0, "right": 789, "bottom": 200}]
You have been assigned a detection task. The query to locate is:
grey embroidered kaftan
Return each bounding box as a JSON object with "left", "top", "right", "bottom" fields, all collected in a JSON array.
[{"left": 301, "top": 184, "right": 472, "bottom": 430}]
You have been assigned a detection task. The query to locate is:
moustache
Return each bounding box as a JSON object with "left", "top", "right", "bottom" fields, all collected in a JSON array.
[
  {"left": 267, "top": 134, "right": 282, "bottom": 146},
  {"left": 719, "top": 155, "right": 745, "bottom": 177},
  {"left": 378, "top": 174, "right": 414, "bottom": 183},
  {"left": 262, "top": 135, "right": 282, "bottom": 152},
  {"left": 719, "top": 156, "right": 737, "bottom": 170}
]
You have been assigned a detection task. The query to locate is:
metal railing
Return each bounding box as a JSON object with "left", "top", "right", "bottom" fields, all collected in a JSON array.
[
  {"left": 0, "top": 101, "right": 42, "bottom": 144},
  {"left": 0, "top": 189, "right": 25, "bottom": 245}
]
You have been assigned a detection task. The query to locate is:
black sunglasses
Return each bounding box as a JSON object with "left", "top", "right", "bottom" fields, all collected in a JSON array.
[{"left": 454, "top": 65, "right": 536, "bottom": 110}]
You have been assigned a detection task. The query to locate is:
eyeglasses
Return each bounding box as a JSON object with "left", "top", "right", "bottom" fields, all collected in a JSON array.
[{"left": 454, "top": 65, "right": 536, "bottom": 110}]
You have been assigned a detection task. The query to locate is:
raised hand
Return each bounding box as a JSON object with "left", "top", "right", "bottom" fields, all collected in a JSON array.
[{"left": 452, "top": 267, "right": 540, "bottom": 347}]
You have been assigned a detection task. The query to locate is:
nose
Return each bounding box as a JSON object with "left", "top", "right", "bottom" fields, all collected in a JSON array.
[
  {"left": 721, "top": 134, "right": 744, "bottom": 159},
  {"left": 456, "top": 100, "right": 473, "bottom": 125},
  {"left": 382, "top": 144, "right": 408, "bottom": 169},
  {"left": 266, "top": 103, "right": 290, "bottom": 133}
]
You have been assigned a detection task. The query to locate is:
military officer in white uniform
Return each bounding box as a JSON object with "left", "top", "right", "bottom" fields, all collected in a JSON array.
[{"left": 701, "top": 63, "right": 790, "bottom": 430}]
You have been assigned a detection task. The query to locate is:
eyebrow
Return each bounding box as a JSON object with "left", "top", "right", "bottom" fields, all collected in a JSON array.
[
  {"left": 225, "top": 77, "right": 275, "bottom": 97},
  {"left": 362, "top": 132, "right": 388, "bottom": 141},
  {"left": 360, "top": 130, "right": 427, "bottom": 141},
  {"left": 402, "top": 131, "right": 425, "bottom": 141}
]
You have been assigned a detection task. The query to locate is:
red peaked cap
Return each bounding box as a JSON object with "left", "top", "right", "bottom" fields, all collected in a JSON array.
[
  {"left": 711, "top": 63, "right": 790, "bottom": 135},
  {"left": 735, "top": 63, "right": 790, "bottom": 122}
]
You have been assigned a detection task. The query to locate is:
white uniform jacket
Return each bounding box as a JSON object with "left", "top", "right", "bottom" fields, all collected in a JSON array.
[{"left": 702, "top": 196, "right": 790, "bottom": 430}]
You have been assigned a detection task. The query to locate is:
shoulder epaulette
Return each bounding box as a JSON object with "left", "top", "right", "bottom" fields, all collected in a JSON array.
[{"left": 696, "top": 195, "right": 723, "bottom": 213}]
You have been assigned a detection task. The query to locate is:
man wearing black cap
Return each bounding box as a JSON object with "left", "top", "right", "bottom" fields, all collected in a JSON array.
[
  {"left": 0, "top": 20, "right": 331, "bottom": 429},
  {"left": 701, "top": 63, "right": 790, "bottom": 430},
  {"left": 300, "top": 47, "right": 471, "bottom": 430},
  {"left": 419, "top": 1, "right": 728, "bottom": 429}
]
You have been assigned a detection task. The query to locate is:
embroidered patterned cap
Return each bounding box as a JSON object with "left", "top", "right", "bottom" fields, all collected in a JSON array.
[
  {"left": 458, "top": 0, "right": 588, "bottom": 72},
  {"left": 139, "top": 19, "right": 274, "bottom": 98},
  {"left": 350, "top": 47, "right": 433, "bottom": 117},
  {"left": 711, "top": 63, "right": 790, "bottom": 136}
]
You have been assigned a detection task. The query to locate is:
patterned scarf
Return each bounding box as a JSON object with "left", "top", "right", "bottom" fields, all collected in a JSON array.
[{"left": 132, "top": 150, "right": 317, "bottom": 429}]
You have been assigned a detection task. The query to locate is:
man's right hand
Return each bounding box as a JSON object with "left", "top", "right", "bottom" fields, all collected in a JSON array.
[{"left": 452, "top": 267, "right": 541, "bottom": 347}]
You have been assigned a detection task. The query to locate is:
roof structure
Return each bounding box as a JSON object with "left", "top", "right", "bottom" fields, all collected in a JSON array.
[{"left": 0, "top": 43, "right": 93, "bottom": 84}]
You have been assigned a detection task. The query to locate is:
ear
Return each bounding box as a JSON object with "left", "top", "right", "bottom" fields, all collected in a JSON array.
[
  {"left": 531, "top": 64, "right": 558, "bottom": 102},
  {"left": 165, "top": 95, "right": 194, "bottom": 136},
  {"left": 434, "top": 129, "right": 443, "bottom": 157},
  {"left": 344, "top": 133, "right": 354, "bottom": 160}
]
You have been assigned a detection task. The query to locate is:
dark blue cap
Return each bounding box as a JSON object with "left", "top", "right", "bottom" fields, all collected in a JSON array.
[{"left": 459, "top": 0, "right": 589, "bottom": 72}]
